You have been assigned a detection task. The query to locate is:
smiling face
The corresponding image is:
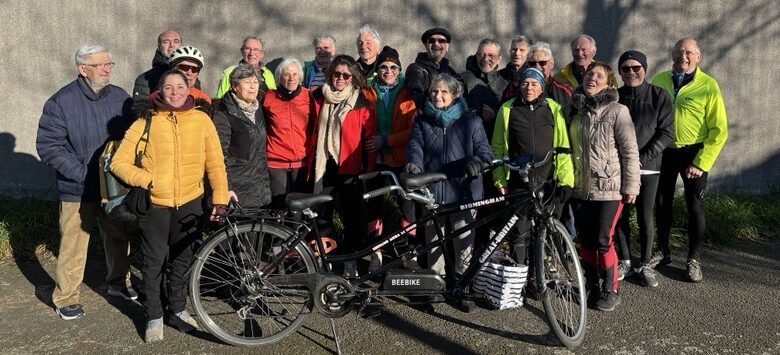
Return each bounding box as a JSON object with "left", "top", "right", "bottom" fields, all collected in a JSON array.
[
  {"left": 528, "top": 50, "right": 554, "bottom": 79},
  {"left": 281, "top": 64, "right": 301, "bottom": 91},
  {"left": 78, "top": 52, "right": 112, "bottom": 92},
  {"left": 672, "top": 39, "right": 701, "bottom": 74},
  {"left": 357, "top": 32, "right": 379, "bottom": 64},
  {"left": 619, "top": 59, "right": 645, "bottom": 88},
  {"left": 425, "top": 35, "right": 449, "bottom": 63},
  {"left": 430, "top": 81, "right": 454, "bottom": 109},
  {"left": 583, "top": 65, "right": 610, "bottom": 96},
  {"left": 476, "top": 43, "right": 501, "bottom": 73},
  {"left": 232, "top": 76, "right": 259, "bottom": 102},
  {"left": 157, "top": 30, "right": 181, "bottom": 58},
  {"left": 161, "top": 73, "right": 189, "bottom": 108},
  {"left": 315, "top": 38, "right": 336, "bottom": 65},
  {"left": 242, "top": 38, "right": 264, "bottom": 68},
  {"left": 173, "top": 59, "right": 200, "bottom": 87},
  {"left": 377, "top": 61, "right": 400, "bottom": 85},
  {"left": 571, "top": 37, "right": 596, "bottom": 69},
  {"left": 330, "top": 64, "right": 353, "bottom": 91}
]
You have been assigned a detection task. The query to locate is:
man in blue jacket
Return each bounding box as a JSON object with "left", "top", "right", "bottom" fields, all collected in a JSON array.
[{"left": 37, "top": 43, "right": 135, "bottom": 320}]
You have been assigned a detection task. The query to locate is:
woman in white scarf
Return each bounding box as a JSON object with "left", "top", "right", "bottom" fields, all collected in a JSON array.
[{"left": 308, "top": 54, "right": 378, "bottom": 277}]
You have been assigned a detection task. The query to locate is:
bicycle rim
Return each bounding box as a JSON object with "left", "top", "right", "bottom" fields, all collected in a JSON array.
[
  {"left": 190, "top": 221, "right": 316, "bottom": 346},
  {"left": 536, "top": 219, "right": 587, "bottom": 348}
]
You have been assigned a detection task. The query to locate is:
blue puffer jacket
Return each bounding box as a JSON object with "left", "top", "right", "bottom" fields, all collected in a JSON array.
[
  {"left": 406, "top": 101, "right": 493, "bottom": 204},
  {"left": 37, "top": 77, "right": 132, "bottom": 202}
]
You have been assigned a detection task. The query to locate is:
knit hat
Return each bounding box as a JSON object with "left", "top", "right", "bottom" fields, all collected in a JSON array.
[
  {"left": 618, "top": 50, "right": 648, "bottom": 71},
  {"left": 520, "top": 67, "right": 545, "bottom": 88},
  {"left": 377, "top": 46, "right": 401, "bottom": 68},
  {"left": 421, "top": 28, "right": 452, "bottom": 44}
]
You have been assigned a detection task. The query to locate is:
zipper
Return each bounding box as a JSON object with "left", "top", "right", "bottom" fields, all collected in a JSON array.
[{"left": 171, "top": 111, "right": 180, "bottom": 209}]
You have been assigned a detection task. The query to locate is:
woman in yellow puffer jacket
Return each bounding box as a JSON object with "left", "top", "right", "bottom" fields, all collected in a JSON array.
[{"left": 111, "top": 70, "right": 228, "bottom": 342}]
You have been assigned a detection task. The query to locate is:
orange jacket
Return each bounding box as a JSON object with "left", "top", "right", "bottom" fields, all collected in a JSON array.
[{"left": 364, "top": 85, "right": 416, "bottom": 168}]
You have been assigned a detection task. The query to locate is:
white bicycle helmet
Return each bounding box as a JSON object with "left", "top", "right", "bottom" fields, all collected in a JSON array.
[{"left": 169, "top": 46, "right": 204, "bottom": 67}]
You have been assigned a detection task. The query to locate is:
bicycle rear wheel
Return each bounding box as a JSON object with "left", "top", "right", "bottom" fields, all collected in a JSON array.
[
  {"left": 190, "top": 220, "right": 317, "bottom": 346},
  {"left": 535, "top": 219, "right": 587, "bottom": 348}
]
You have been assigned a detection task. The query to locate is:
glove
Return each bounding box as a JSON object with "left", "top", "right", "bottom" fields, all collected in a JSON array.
[
  {"left": 555, "top": 186, "right": 573, "bottom": 203},
  {"left": 404, "top": 163, "right": 423, "bottom": 174},
  {"left": 463, "top": 159, "right": 484, "bottom": 177}
]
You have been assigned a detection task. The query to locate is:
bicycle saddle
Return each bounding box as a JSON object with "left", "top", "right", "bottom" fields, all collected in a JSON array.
[
  {"left": 401, "top": 172, "right": 448, "bottom": 190},
  {"left": 286, "top": 193, "right": 333, "bottom": 210}
]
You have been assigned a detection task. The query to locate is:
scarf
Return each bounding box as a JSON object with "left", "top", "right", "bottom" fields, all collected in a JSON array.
[
  {"left": 230, "top": 92, "right": 259, "bottom": 123},
  {"left": 277, "top": 85, "right": 302, "bottom": 101},
  {"left": 424, "top": 97, "right": 467, "bottom": 127},
  {"left": 371, "top": 75, "right": 404, "bottom": 136},
  {"left": 313, "top": 84, "right": 360, "bottom": 192}
]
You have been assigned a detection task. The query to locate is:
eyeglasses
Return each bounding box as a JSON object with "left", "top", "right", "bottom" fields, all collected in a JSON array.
[
  {"left": 527, "top": 60, "right": 549, "bottom": 68},
  {"left": 477, "top": 52, "right": 499, "bottom": 60},
  {"left": 176, "top": 64, "right": 201, "bottom": 73},
  {"left": 620, "top": 65, "right": 643, "bottom": 73},
  {"left": 379, "top": 64, "right": 400, "bottom": 72},
  {"left": 426, "top": 38, "right": 448, "bottom": 45},
  {"left": 332, "top": 71, "right": 353, "bottom": 80},
  {"left": 242, "top": 47, "right": 263, "bottom": 53},
  {"left": 82, "top": 62, "right": 115, "bottom": 69}
]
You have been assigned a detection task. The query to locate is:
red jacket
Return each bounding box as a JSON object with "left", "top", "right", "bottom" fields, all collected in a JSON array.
[
  {"left": 262, "top": 87, "right": 311, "bottom": 169},
  {"left": 364, "top": 86, "right": 416, "bottom": 168},
  {"left": 307, "top": 87, "right": 377, "bottom": 176}
]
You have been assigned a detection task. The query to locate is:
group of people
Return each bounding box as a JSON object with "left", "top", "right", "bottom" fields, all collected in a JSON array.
[{"left": 36, "top": 24, "right": 727, "bottom": 342}]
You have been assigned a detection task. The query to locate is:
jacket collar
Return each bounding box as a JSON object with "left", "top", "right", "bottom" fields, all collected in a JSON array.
[
  {"left": 77, "top": 76, "right": 108, "bottom": 101},
  {"left": 152, "top": 50, "right": 169, "bottom": 68},
  {"left": 221, "top": 92, "right": 259, "bottom": 125},
  {"left": 414, "top": 52, "right": 452, "bottom": 71},
  {"left": 619, "top": 81, "right": 649, "bottom": 99},
  {"left": 572, "top": 87, "right": 619, "bottom": 112}
]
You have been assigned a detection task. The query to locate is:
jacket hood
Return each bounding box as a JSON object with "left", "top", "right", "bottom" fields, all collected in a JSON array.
[
  {"left": 152, "top": 50, "right": 169, "bottom": 68},
  {"left": 572, "top": 87, "right": 619, "bottom": 112}
]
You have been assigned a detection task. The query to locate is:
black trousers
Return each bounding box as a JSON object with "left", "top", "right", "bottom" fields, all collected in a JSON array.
[
  {"left": 320, "top": 160, "right": 367, "bottom": 254},
  {"left": 656, "top": 145, "right": 708, "bottom": 261},
  {"left": 138, "top": 196, "right": 203, "bottom": 319},
  {"left": 616, "top": 173, "right": 660, "bottom": 265},
  {"left": 269, "top": 166, "right": 309, "bottom": 209}
]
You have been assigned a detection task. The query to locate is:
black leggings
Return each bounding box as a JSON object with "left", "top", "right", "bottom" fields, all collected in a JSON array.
[
  {"left": 573, "top": 199, "right": 622, "bottom": 292},
  {"left": 138, "top": 196, "right": 203, "bottom": 319},
  {"left": 320, "top": 160, "right": 368, "bottom": 254},
  {"left": 616, "top": 174, "right": 660, "bottom": 265},
  {"left": 656, "top": 145, "right": 707, "bottom": 261}
]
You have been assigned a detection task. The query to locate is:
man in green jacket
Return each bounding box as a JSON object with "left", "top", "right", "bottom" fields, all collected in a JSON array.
[
  {"left": 651, "top": 38, "right": 728, "bottom": 283},
  {"left": 214, "top": 36, "right": 276, "bottom": 99},
  {"left": 553, "top": 34, "right": 597, "bottom": 91}
]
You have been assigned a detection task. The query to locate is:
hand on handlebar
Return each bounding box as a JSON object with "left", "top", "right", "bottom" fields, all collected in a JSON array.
[{"left": 463, "top": 159, "right": 487, "bottom": 178}]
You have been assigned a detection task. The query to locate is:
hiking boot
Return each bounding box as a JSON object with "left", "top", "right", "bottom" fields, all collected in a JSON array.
[
  {"left": 595, "top": 290, "right": 621, "bottom": 312},
  {"left": 343, "top": 261, "right": 358, "bottom": 279},
  {"left": 638, "top": 266, "right": 659, "bottom": 287},
  {"left": 56, "top": 304, "right": 85, "bottom": 320},
  {"left": 145, "top": 318, "right": 164, "bottom": 342},
  {"left": 107, "top": 287, "right": 139, "bottom": 301},
  {"left": 687, "top": 259, "right": 703, "bottom": 283},
  {"left": 169, "top": 310, "right": 198, "bottom": 333},
  {"left": 617, "top": 260, "right": 634, "bottom": 281},
  {"left": 649, "top": 251, "right": 672, "bottom": 268}
]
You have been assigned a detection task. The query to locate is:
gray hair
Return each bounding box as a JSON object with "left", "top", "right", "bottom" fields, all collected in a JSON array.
[
  {"left": 313, "top": 33, "right": 336, "bottom": 47},
  {"left": 478, "top": 38, "right": 502, "bottom": 53},
  {"left": 74, "top": 43, "right": 110, "bottom": 66},
  {"left": 429, "top": 73, "right": 463, "bottom": 98},
  {"left": 274, "top": 58, "right": 304, "bottom": 84},
  {"left": 242, "top": 36, "right": 265, "bottom": 50},
  {"left": 356, "top": 25, "right": 381, "bottom": 48},
  {"left": 529, "top": 41, "right": 554, "bottom": 60},
  {"left": 570, "top": 34, "right": 597, "bottom": 49},
  {"left": 510, "top": 35, "right": 530, "bottom": 48},
  {"left": 229, "top": 63, "right": 260, "bottom": 87}
]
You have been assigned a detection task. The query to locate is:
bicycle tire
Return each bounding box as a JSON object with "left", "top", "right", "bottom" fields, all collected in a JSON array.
[
  {"left": 190, "top": 220, "right": 317, "bottom": 346},
  {"left": 535, "top": 219, "right": 587, "bottom": 348}
]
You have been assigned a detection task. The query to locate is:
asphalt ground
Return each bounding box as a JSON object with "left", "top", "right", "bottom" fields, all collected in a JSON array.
[{"left": 0, "top": 241, "right": 778, "bottom": 355}]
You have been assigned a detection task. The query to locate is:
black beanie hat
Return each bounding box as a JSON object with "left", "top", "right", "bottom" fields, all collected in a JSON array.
[
  {"left": 618, "top": 50, "right": 648, "bottom": 71},
  {"left": 377, "top": 46, "right": 401, "bottom": 68},
  {"left": 421, "top": 28, "right": 452, "bottom": 44}
]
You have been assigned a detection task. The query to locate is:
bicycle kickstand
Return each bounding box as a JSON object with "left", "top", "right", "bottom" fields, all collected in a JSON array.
[{"left": 330, "top": 318, "right": 343, "bottom": 355}]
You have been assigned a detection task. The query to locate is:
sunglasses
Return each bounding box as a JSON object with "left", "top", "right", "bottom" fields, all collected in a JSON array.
[
  {"left": 379, "top": 64, "right": 400, "bottom": 71},
  {"left": 427, "top": 38, "right": 448, "bottom": 45},
  {"left": 332, "top": 71, "right": 353, "bottom": 80},
  {"left": 176, "top": 64, "right": 201, "bottom": 73},
  {"left": 527, "top": 60, "right": 549, "bottom": 67},
  {"left": 620, "top": 65, "right": 643, "bottom": 73}
]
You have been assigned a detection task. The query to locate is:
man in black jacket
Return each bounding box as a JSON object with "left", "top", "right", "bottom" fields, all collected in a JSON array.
[
  {"left": 615, "top": 50, "right": 675, "bottom": 287},
  {"left": 405, "top": 27, "right": 463, "bottom": 108},
  {"left": 132, "top": 30, "right": 198, "bottom": 100}
]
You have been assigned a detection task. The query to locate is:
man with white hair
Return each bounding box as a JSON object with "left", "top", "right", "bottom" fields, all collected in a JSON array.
[
  {"left": 37, "top": 43, "right": 135, "bottom": 320},
  {"left": 554, "top": 34, "right": 598, "bottom": 90},
  {"left": 303, "top": 33, "right": 336, "bottom": 89},
  {"left": 526, "top": 41, "right": 572, "bottom": 108},
  {"left": 356, "top": 25, "right": 381, "bottom": 83},
  {"left": 461, "top": 38, "right": 508, "bottom": 139}
]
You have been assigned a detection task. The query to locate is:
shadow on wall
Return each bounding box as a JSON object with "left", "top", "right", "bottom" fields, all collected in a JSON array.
[
  {"left": 0, "top": 132, "right": 56, "bottom": 199},
  {"left": 713, "top": 151, "right": 780, "bottom": 193}
]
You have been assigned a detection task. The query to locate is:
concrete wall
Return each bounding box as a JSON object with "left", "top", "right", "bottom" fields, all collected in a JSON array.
[{"left": 1, "top": 0, "right": 778, "bottom": 198}]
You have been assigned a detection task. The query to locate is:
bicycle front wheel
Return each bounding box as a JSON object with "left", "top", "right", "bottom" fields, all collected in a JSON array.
[
  {"left": 190, "top": 220, "right": 317, "bottom": 346},
  {"left": 535, "top": 219, "right": 587, "bottom": 348}
]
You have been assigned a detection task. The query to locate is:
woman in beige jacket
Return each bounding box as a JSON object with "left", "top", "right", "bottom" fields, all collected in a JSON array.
[{"left": 568, "top": 62, "right": 640, "bottom": 312}]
